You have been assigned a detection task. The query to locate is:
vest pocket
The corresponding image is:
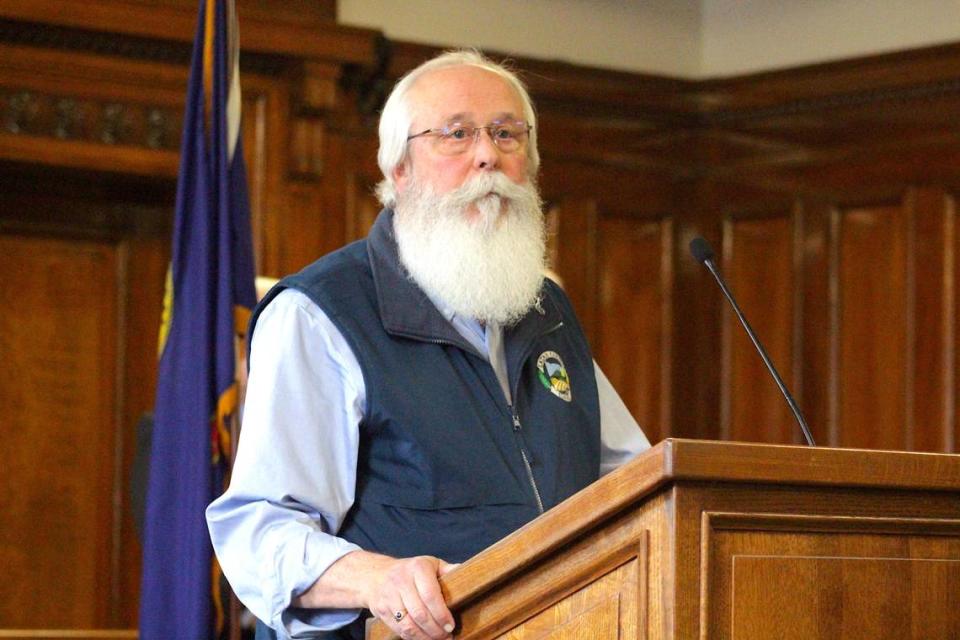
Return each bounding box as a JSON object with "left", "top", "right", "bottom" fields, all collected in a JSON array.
[
  {"left": 339, "top": 500, "right": 539, "bottom": 563},
  {"left": 357, "top": 479, "right": 531, "bottom": 510}
]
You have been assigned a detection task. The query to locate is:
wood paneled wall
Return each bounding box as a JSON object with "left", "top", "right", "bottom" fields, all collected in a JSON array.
[
  {"left": 713, "top": 188, "right": 958, "bottom": 451},
  {"left": 0, "top": 234, "right": 121, "bottom": 628},
  {"left": 2, "top": 0, "right": 960, "bottom": 633},
  {"left": 0, "top": 169, "right": 170, "bottom": 634}
]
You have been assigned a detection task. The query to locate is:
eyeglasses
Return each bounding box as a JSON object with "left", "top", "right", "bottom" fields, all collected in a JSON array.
[{"left": 406, "top": 120, "right": 532, "bottom": 155}]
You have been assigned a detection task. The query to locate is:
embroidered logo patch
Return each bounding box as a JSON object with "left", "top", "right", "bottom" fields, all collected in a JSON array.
[{"left": 537, "top": 351, "right": 572, "bottom": 402}]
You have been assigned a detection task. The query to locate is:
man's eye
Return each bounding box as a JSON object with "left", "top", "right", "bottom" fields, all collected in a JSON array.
[
  {"left": 494, "top": 127, "right": 514, "bottom": 139},
  {"left": 445, "top": 127, "right": 470, "bottom": 140}
]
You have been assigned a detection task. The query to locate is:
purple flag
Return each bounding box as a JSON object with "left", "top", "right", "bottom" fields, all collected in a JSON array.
[{"left": 139, "top": 1, "right": 256, "bottom": 637}]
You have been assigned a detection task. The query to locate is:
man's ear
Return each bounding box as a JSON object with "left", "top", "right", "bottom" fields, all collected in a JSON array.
[{"left": 393, "top": 160, "right": 410, "bottom": 195}]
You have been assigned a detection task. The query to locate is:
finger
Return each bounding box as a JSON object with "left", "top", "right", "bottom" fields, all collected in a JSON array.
[
  {"left": 380, "top": 565, "right": 445, "bottom": 640},
  {"left": 437, "top": 561, "right": 460, "bottom": 577},
  {"left": 399, "top": 581, "right": 449, "bottom": 640},
  {"left": 411, "top": 560, "right": 455, "bottom": 635},
  {"left": 369, "top": 601, "right": 405, "bottom": 637},
  {"left": 368, "top": 589, "right": 419, "bottom": 640},
  {"left": 378, "top": 600, "right": 427, "bottom": 640}
]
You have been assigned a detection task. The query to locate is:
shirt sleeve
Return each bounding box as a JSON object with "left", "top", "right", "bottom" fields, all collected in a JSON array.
[
  {"left": 596, "top": 361, "right": 651, "bottom": 476},
  {"left": 206, "top": 288, "right": 366, "bottom": 638}
]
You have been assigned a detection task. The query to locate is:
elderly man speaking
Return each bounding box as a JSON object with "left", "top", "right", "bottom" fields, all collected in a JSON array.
[{"left": 207, "top": 49, "right": 649, "bottom": 640}]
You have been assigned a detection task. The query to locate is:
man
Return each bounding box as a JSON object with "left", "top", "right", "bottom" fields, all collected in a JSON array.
[{"left": 207, "top": 50, "right": 650, "bottom": 640}]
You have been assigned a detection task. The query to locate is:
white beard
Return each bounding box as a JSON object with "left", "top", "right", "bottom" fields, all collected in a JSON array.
[{"left": 393, "top": 171, "right": 547, "bottom": 326}]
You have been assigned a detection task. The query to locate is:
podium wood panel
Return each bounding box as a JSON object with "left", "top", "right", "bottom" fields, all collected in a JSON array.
[
  {"left": 368, "top": 439, "right": 960, "bottom": 640},
  {"left": 730, "top": 556, "right": 960, "bottom": 639},
  {"left": 702, "top": 512, "right": 960, "bottom": 639}
]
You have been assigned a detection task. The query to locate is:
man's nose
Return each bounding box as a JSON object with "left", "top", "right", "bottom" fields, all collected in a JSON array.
[{"left": 472, "top": 128, "right": 501, "bottom": 170}]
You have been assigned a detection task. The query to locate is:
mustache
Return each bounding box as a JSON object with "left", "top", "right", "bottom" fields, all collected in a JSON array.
[{"left": 438, "top": 172, "right": 532, "bottom": 209}]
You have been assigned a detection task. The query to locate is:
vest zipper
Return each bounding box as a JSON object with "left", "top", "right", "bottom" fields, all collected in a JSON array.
[
  {"left": 405, "top": 320, "right": 565, "bottom": 516},
  {"left": 506, "top": 318, "right": 562, "bottom": 516},
  {"left": 411, "top": 335, "right": 485, "bottom": 360},
  {"left": 511, "top": 408, "right": 544, "bottom": 514}
]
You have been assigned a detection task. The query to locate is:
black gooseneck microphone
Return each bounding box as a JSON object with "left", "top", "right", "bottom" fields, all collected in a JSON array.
[{"left": 689, "top": 236, "right": 816, "bottom": 447}]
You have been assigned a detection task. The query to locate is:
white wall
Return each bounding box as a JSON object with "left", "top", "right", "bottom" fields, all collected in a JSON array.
[
  {"left": 337, "top": 0, "right": 960, "bottom": 78},
  {"left": 702, "top": 0, "right": 960, "bottom": 76},
  {"left": 337, "top": 0, "right": 702, "bottom": 77}
]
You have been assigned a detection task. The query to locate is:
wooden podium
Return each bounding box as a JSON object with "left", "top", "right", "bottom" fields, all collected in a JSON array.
[{"left": 368, "top": 439, "right": 960, "bottom": 640}]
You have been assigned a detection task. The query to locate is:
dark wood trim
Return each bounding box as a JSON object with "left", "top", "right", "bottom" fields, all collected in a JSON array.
[
  {"left": 700, "top": 41, "right": 960, "bottom": 109},
  {"left": 0, "top": 0, "right": 375, "bottom": 62}
]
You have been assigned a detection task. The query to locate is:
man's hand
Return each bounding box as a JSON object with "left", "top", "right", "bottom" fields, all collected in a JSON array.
[
  {"left": 365, "top": 555, "right": 458, "bottom": 640},
  {"left": 292, "top": 550, "right": 458, "bottom": 640}
]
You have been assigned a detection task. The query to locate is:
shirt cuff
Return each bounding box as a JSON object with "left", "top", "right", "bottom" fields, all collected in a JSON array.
[{"left": 266, "top": 533, "right": 364, "bottom": 638}]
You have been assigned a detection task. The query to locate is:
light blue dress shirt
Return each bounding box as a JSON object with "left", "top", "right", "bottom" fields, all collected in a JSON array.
[{"left": 207, "top": 288, "right": 650, "bottom": 638}]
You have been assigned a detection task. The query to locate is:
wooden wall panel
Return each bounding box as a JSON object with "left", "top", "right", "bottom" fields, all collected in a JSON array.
[
  {"left": 713, "top": 189, "right": 960, "bottom": 452},
  {"left": 798, "top": 201, "right": 837, "bottom": 447},
  {"left": 0, "top": 171, "right": 171, "bottom": 633},
  {"left": 244, "top": 76, "right": 292, "bottom": 277},
  {"left": 344, "top": 172, "right": 382, "bottom": 245},
  {"left": 549, "top": 198, "right": 599, "bottom": 344},
  {"left": 905, "top": 188, "right": 956, "bottom": 453},
  {"left": 721, "top": 214, "right": 797, "bottom": 443},
  {"left": 837, "top": 203, "right": 908, "bottom": 450},
  {"left": 242, "top": 88, "right": 269, "bottom": 273},
  {"left": 0, "top": 235, "right": 119, "bottom": 628},
  {"left": 274, "top": 181, "right": 325, "bottom": 274},
  {"left": 340, "top": 131, "right": 385, "bottom": 248},
  {"left": 117, "top": 231, "right": 169, "bottom": 623},
  {"left": 595, "top": 216, "right": 672, "bottom": 444}
]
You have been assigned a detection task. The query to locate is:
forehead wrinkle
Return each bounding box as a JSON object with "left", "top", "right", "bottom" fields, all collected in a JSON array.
[
  {"left": 440, "top": 112, "right": 470, "bottom": 125},
  {"left": 441, "top": 111, "right": 522, "bottom": 123},
  {"left": 488, "top": 111, "right": 522, "bottom": 123},
  {"left": 406, "top": 65, "right": 524, "bottom": 127}
]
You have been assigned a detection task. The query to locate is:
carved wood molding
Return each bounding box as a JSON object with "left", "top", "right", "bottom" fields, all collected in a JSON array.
[
  {"left": 387, "top": 40, "right": 960, "bottom": 119},
  {"left": 0, "top": 87, "right": 179, "bottom": 150},
  {"left": 381, "top": 40, "right": 960, "bottom": 189},
  {"left": 705, "top": 76, "right": 960, "bottom": 125},
  {"left": 0, "top": 6, "right": 386, "bottom": 183},
  {"left": 0, "top": 40, "right": 185, "bottom": 175},
  {"left": 0, "top": 0, "right": 375, "bottom": 63},
  {"left": 8, "top": 2, "right": 955, "bottom": 129}
]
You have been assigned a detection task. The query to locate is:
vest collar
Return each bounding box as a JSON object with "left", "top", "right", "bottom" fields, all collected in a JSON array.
[{"left": 366, "top": 209, "right": 564, "bottom": 370}]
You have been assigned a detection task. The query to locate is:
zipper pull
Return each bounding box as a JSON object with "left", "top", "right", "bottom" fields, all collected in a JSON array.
[{"left": 512, "top": 413, "right": 521, "bottom": 431}]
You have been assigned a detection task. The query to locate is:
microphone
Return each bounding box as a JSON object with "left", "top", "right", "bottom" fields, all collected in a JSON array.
[{"left": 689, "top": 236, "right": 816, "bottom": 447}]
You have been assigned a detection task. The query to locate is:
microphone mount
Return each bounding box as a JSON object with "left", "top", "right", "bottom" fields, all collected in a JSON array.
[{"left": 689, "top": 237, "right": 816, "bottom": 447}]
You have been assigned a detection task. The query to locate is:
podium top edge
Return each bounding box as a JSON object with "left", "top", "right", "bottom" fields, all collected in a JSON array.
[{"left": 658, "top": 437, "right": 960, "bottom": 492}]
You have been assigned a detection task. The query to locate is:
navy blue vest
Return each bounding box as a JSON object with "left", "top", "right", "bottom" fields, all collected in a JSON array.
[{"left": 250, "top": 209, "right": 600, "bottom": 638}]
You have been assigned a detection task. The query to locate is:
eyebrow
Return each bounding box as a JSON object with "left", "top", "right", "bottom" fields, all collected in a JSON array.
[{"left": 439, "top": 111, "right": 520, "bottom": 124}]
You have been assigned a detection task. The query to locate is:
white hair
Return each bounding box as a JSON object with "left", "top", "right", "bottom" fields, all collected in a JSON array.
[
  {"left": 394, "top": 171, "right": 546, "bottom": 326},
  {"left": 375, "top": 49, "right": 540, "bottom": 207}
]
